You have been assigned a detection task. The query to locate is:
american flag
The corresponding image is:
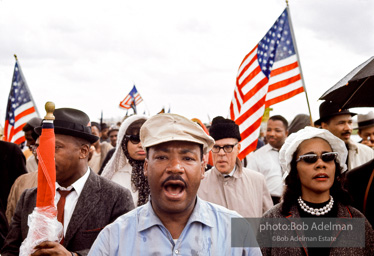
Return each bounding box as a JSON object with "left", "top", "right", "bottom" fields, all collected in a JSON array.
[
  {"left": 119, "top": 85, "right": 143, "bottom": 110},
  {"left": 4, "top": 59, "right": 39, "bottom": 145},
  {"left": 230, "top": 8, "right": 305, "bottom": 160}
]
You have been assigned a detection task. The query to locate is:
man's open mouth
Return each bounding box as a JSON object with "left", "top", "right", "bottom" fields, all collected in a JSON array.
[{"left": 163, "top": 180, "right": 186, "bottom": 199}]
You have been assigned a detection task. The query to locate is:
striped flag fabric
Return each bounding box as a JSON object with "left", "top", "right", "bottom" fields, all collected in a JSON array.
[
  {"left": 119, "top": 85, "right": 143, "bottom": 110},
  {"left": 230, "top": 8, "right": 304, "bottom": 160},
  {"left": 4, "top": 58, "right": 39, "bottom": 145}
]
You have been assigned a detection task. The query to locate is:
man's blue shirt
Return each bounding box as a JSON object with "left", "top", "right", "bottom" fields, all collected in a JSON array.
[{"left": 88, "top": 197, "right": 262, "bottom": 256}]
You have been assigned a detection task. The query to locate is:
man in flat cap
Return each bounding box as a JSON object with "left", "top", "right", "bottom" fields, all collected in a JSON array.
[
  {"left": 2, "top": 108, "right": 134, "bottom": 256},
  {"left": 198, "top": 116, "right": 273, "bottom": 217},
  {"left": 88, "top": 113, "right": 262, "bottom": 255},
  {"left": 315, "top": 101, "right": 374, "bottom": 171}
]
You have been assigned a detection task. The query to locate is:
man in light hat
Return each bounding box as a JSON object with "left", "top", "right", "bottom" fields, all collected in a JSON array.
[
  {"left": 198, "top": 116, "right": 272, "bottom": 217},
  {"left": 357, "top": 111, "right": 374, "bottom": 148},
  {"left": 315, "top": 101, "right": 374, "bottom": 171},
  {"left": 88, "top": 113, "right": 262, "bottom": 255},
  {"left": 2, "top": 108, "right": 134, "bottom": 256}
]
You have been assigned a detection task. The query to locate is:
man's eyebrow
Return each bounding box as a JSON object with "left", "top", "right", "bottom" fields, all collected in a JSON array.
[
  {"left": 179, "top": 149, "right": 196, "bottom": 154},
  {"left": 153, "top": 147, "right": 170, "bottom": 153}
]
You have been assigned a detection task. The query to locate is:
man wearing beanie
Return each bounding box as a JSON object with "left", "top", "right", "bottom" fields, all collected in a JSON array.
[{"left": 198, "top": 116, "right": 272, "bottom": 218}]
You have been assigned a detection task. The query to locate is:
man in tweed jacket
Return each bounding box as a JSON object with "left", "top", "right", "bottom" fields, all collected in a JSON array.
[{"left": 1, "top": 108, "right": 134, "bottom": 256}]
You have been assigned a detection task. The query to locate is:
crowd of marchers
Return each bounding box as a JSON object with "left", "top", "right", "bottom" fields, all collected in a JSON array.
[{"left": 0, "top": 100, "right": 374, "bottom": 255}]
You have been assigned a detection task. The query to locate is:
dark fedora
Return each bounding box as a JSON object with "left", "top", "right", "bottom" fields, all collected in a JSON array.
[
  {"left": 35, "top": 108, "right": 99, "bottom": 144},
  {"left": 314, "top": 101, "right": 356, "bottom": 126}
]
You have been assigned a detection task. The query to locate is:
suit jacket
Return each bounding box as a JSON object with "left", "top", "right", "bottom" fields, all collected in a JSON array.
[
  {"left": 1, "top": 170, "right": 135, "bottom": 256},
  {"left": 344, "top": 158, "right": 374, "bottom": 227}
]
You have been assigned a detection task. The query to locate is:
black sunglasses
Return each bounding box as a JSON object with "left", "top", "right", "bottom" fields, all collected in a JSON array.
[
  {"left": 125, "top": 135, "right": 141, "bottom": 144},
  {"left": 296, "top": 152, "right": 338, "bottom": 164}
]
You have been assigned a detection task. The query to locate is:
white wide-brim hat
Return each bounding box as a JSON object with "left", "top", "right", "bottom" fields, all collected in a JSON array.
[{"left": 279, "top": 126, "right": 348, "bottom": 178}]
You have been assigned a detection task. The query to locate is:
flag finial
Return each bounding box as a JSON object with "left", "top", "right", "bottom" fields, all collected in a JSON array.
[
  {"left": 285, "top": 0, "right": 289, "bottom": 6},
  {"left": 44, "top": 101, "right": 55, "bottom": 120},
  {"left": 14, "top": 54, "right": 18, "bottom": 61}
]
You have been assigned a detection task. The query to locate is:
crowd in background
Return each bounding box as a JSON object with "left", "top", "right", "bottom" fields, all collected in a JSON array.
[{"left": 0, "top": 99, "right": 373, "bottom": 255}]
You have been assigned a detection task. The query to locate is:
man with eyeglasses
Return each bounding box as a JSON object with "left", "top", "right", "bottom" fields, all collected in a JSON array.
[{"left": 198, "top": 116, "right": 272, "bottom": 218}]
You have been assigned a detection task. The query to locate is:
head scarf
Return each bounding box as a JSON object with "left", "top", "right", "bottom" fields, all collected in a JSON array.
[{"left": 101, "top": 115, "right": 149, "bottom": 205}]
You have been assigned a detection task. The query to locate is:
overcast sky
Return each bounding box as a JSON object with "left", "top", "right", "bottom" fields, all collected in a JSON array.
[{"left": 1, "top": 0, "right": 373, "bottom": 127}]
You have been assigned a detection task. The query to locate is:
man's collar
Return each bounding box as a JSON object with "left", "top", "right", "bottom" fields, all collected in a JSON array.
[
  {"left": 56, "top": 167, "right": 90, "bottom": 197},
  {"left": 138, "top": 197, "right": 214, "bottom": 232}
]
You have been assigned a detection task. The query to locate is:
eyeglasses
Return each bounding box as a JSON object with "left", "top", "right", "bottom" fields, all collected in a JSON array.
[
  {"left": 125, "top": 135, "right": 141, "bottom": 144},
  {"left": 296, "top": 152, "right": 338, "bottom": 164},
  {"left": 211, "top": 143, "right": 238, "bottom": 153}
]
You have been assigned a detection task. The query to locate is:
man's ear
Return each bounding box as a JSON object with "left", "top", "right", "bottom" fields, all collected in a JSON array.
[
  {"left": 237, "top": 143, "right": 241, "bottom": 152},
  {"left": 80, "top": 144, "right": 90, "bottom": 159},
  {"left": 200, "top": 159, "right": 205, "bottom": 180},
  {"left": 144, "top": 158, "right": 148, "bottom": 177}
]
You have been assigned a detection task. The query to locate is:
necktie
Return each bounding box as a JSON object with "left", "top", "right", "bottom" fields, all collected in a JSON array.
[{"left": 57, "top": 188, "right": 74, "bottom": 244}]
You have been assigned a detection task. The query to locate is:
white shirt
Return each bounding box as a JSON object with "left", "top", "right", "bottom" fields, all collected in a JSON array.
[
  {"left": 55, "top": 168, "right": 90, "bottom": 236},
  {"left": 246, "top": 144, "right": 284, "bottom": 197}
]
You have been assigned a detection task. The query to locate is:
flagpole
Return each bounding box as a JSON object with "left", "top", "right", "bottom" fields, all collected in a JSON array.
[{"left": 286, "top": 4, "right": 314, "bottom": 126}]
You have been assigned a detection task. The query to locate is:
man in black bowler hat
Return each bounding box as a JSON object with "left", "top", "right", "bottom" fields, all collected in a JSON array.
[
  {"left": 315, "top": 100, "right": 374, "bottom": 171},
  {"left": 1, "top": 108, "right": 135, "bottom": 256}
]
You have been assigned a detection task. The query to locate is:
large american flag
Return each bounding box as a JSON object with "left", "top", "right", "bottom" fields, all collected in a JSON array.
[
  {"left": 230, "top": 8, "right": 305, "bottom": 160},
  {"left": 4, "top": 59, "right": 39, "bottom": 145},
  {"left": 119, "top": 85, "right": 143, "bottom": 110}
]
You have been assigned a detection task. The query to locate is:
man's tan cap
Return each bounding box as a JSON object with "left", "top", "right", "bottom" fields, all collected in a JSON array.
[{"left": 140, "top": 113, "right": 214, "bottom": 154}]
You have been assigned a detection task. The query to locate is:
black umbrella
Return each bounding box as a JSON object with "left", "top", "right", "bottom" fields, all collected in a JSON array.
[{"left": 319, "top": 56, "right": 374, "bottom": 109}]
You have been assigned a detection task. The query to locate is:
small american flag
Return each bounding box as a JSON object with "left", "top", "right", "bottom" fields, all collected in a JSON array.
[
  {"left": 119, "top": 85, "right": 143, "bottom": 110},
  {"left": 230, "top": 8, "right": 305, "bottom": 160},
  {"left": 4, "top": 59, "right": 39, "bottom": 145}
]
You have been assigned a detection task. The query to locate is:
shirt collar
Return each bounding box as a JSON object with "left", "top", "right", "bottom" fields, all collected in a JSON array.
[
  {"left": 138, "top": 197, "right": 214, "bottom": 232},
  {"left": 56, "top": 167, "right": 90, "bottom": 197},
  {"left": 222, "top": 166, "right": 236, "bottom": 178}
]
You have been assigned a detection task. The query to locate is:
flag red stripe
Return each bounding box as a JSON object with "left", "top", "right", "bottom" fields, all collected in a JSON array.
[
  {"left": 237, "top": 52, "right": 258, "bottom": 84},
  {"left": 270, "top": 61, "right": 299, "bottom": 76},
  {"left": 13, "top": 137, "right": 25, "bottom": 145},
  {"left": 242, "top": 77, "right": 268, "bottom": 102},
  {"left": 14, "top": 107, "right": 35, "bottom": 122},
  {"left": 235, "top": 95, "right": 266, "bottom": 126},
  {"left": 238, "top": 140, "right": 258, "bottom": 160},
  {"left": 268, "top": 74, "right": 301, "bottom": 92},
  {"left": 238, "top": 65, "right": 262, "bottom": 91},
  {"left": 230, "top": 102, "right": 235, "bottom": 120},
  {"left": 13, "top": 124, "right": 26, "bottom": 135},
  {"left": 265, "top": 87, "right": 304, "bottom": 107},
  {"left": 239, "top": 116, "right": 263, "bottom": 141}
]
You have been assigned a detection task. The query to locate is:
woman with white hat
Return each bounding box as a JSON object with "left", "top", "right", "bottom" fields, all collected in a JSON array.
[{"left": 258, "top": 127, "right": 374, "bottom": 255}]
